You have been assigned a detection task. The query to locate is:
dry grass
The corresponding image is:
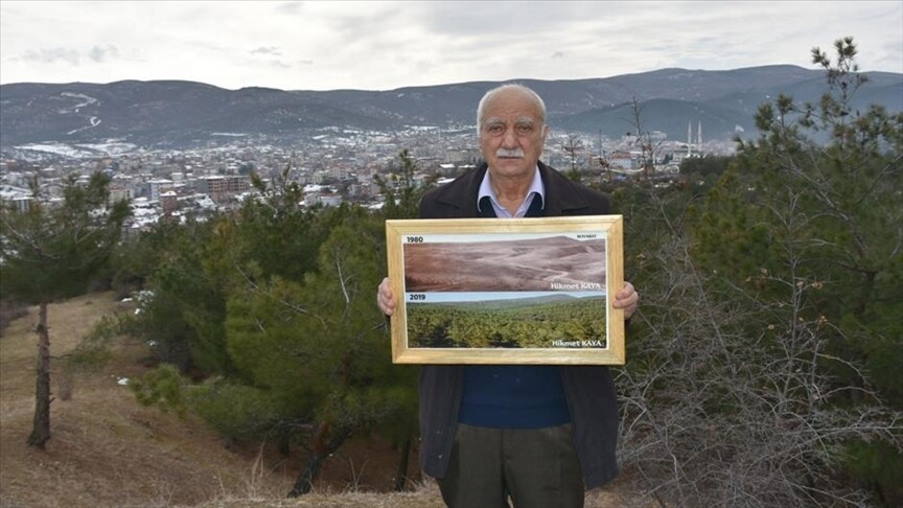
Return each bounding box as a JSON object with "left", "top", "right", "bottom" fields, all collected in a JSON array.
[
  {"left": 0, "top": 292, "right": 289, "bottom": 507},
  {"left": 0, "top": 291, "right": 651, "bottom": 507},
  {"left": 198, "top": 485, "right": 649, "bottom": 508},
  {"left": 196, "top": 480, "right": 651, "bottom": 508},
  {"left": 199, "top": 482, "right": 447, "bottom": 508}
]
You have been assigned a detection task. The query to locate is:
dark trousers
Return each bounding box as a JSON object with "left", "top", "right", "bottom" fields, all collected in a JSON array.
[{"left": 437, "top": 423, "right": 584, "bottom": 508}]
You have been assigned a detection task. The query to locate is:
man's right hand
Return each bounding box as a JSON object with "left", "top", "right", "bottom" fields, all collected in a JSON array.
[{"left": 377, "top": 277, "right": 396, "bottom": 316}]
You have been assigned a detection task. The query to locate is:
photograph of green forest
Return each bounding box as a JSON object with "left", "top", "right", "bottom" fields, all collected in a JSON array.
[{"left": 407, "top": 294, "right": 606, "bottom": 348}]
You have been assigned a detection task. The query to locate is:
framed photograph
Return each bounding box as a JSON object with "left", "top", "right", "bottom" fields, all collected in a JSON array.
[{"left": 385, "top": 215, "right": 625, "bottom": 365}]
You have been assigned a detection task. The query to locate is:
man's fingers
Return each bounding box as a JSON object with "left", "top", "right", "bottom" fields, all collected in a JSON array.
[
  {"left": 377, "top": 277, "right": 396, "bottom": 316},
  {"left": 378, "top": 297, "right": 395, "bottom": 316},
  {"left": 614, "top": 283, "right": 636, "bottom": 303},
  {"left": 616, "top": 281, "right": 635, "bottom": 299},
  {"left": 619, "top": 292, "right": 638, "bottom": 306},
  {"left": 613, "top": 299, "right": 629, "bottom": 309},
  {"left": 623, "top": 303, "right": 637, "bottom": 319},
  {"left": 613, "top": 282, "right": 638, "bottom": 318}
]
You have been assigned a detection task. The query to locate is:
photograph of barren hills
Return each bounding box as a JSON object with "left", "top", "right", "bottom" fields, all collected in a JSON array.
[{"left": 404, "top": 235, "right": 605, "bottom": 292}]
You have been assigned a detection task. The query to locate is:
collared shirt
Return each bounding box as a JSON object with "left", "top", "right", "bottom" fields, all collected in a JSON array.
[{"left": 476, "top": 165, "right": 545, "bottom": 218}]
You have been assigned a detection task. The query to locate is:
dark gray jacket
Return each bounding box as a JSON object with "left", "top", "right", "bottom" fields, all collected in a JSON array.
[{"left": 417, "top": 161, "right": 620, "bottom": 489}]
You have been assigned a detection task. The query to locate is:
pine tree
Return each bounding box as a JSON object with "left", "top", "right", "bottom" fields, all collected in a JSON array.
[
  {"left": 0, "top": 173, "right": 130, "bottom": 447},
  {"left": 219, "top": 206, "right": 416, "bottom": 496}
]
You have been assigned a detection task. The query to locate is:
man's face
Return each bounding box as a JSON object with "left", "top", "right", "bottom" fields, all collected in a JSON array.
[{"left": 479, "top": 90, "right": 548, "bottom": 180}]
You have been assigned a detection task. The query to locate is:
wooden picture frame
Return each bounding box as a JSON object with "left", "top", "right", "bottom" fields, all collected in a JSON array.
[{"left": 385, "top": 215, "right": 625, "bottom": 365}]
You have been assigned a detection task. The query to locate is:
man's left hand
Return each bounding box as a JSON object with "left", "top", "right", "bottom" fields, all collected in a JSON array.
[{"left": 613, "top": 281, "right": 639, "bottom": 319}]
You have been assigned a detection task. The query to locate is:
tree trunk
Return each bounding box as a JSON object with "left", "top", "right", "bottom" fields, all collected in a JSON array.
[
  {"left": 394, "top": 434, "right": 412, "bottom": 491},
  {"left": 287, "top": 421, "right": 351, "bottom": 497},
  {"left": 27, "top": 302, "right": 51, "bottom": 448}
]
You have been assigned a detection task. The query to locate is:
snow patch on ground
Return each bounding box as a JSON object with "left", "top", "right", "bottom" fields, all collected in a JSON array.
[
  {"left": 13, "top": 140, "right": 137, "bottom": 159},
  {"left": 57, "top": 92, "right": 99, "bottom": 114},
  {"left": 75, "top": 141, "right": 136, "bottom": 156},
  {"left": 15, "top": 143, "right": 96, "bottom": 158},
  {"left": 67, "top": 116, "right": 103, "bottom": 135}
]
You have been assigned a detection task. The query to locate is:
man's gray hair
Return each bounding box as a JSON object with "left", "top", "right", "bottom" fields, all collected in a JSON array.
[{"left": 476, "top": 83, "right": 547, "bottom": 134}]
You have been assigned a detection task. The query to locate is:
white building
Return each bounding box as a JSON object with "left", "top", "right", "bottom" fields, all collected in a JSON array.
[
  {"left": 146, "top": 178, "right": 174, "bottom": 200},
  {"left": 0, "top": 184, "right": 33, "bottom": 212}
]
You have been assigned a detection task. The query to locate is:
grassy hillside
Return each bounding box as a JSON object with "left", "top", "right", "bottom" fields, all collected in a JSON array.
[{"left": 0, "top": 292, "right": 648, "bottom": 507}]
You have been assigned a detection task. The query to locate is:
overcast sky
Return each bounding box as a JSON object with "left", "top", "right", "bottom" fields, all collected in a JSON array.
[{"left": 1, "top": 1, "right": 900, "bottom": 91}]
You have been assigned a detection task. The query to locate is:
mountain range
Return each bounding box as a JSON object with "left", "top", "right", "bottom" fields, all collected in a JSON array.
[{"left": 1, "top": 65, "right": 901, "bottom": 151}]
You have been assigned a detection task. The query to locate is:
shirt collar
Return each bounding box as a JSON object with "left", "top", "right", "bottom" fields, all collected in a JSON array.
[{"left": 477, "top": 165, "right": 545, "bottom": 217}]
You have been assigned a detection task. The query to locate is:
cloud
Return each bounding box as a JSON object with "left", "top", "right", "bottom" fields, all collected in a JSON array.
[
  {"left": 188, "top": 40, "right": 231, "bottom": 54},
  {"left": 89, "top": 44, "right": 120, "bottom": 62},
  {"left": 1, "top": 1, "right": 899, "bottom": 90},
  {"left": 409, "top": 1, "right": 627, "bottom": 40},
  {"left": 275, "top": 1, "right": 303, "bottom": 15},
  {"left": 328, "top": 6, "right": 404, "bottom": 37},
  {"left": 251, "top": 46, "right": 282, "bottom": 56},
  {"left": 18, "top": 48, "right": 80, "bottom": 65},
  {"left": 876, "top": 40, "right": 903, "bottom": 72}
]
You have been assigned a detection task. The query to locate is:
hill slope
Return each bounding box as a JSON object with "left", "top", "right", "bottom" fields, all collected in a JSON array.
[
  {"left": 0, "top": 292, "right": 648, "bottom": 507},
  {"left": 0, "top": 293, "right": 289, "bottom": 506}
]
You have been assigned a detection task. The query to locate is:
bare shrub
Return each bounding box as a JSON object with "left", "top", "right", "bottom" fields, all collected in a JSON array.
[{"left": 614, "top": 184, "right": 901, "bottom": 507}]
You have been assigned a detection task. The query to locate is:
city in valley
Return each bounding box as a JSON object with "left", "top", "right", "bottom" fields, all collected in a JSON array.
[{"left": 0, "top": 123, "right": 729, "bottom": 232}]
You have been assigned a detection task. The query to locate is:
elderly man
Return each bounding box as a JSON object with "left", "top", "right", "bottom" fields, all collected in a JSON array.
[{"left": 377, "top": 84, "right": 638, "bottom": 508}]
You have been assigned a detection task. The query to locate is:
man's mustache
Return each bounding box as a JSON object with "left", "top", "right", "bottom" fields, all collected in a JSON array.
[{"left": 496, "top": 148, "right": 525, "bottom": 158}]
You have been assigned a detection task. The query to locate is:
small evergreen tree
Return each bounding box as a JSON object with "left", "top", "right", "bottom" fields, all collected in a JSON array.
[
  {"left": 219, "top": 206, "right": 416, "bottom": 496},
  {"left": 0, "top": 173, "right": 129, "bottom": 447}
]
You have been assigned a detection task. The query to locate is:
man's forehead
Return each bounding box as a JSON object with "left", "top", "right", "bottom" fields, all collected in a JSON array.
[
  {"left": 484, "top": 115, "right": 537, "bottom": 125},
  {"left": 483, "top": 90, "right": 543, "bottom": 114}
]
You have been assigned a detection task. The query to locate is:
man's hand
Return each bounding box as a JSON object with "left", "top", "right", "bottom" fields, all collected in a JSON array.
[
  {"left": 613, "top": 281, "right": 639, "bottom": 319},
  {"left": 377, "top": 277, "right": 396, "bottom": 316}
]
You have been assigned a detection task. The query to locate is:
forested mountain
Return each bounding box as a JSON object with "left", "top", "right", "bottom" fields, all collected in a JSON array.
[{"left": 2, "top": 65, "right": 900, "bottom": 147}]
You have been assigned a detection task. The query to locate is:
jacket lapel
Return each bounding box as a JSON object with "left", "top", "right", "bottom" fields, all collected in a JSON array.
[
  {"left": 538, "top": 161, "right": 589, "bottom": 216},
  {"left": 435, "top": 164, "right": 488, "bottom": 218}
]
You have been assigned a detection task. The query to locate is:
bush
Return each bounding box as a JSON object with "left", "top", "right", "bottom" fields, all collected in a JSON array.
[
  {"left": 189, "top": 381, "right": 285, "bottom": 443},
  {"left": 130, "top": 364, "right": 189, "bottom": 416}
]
